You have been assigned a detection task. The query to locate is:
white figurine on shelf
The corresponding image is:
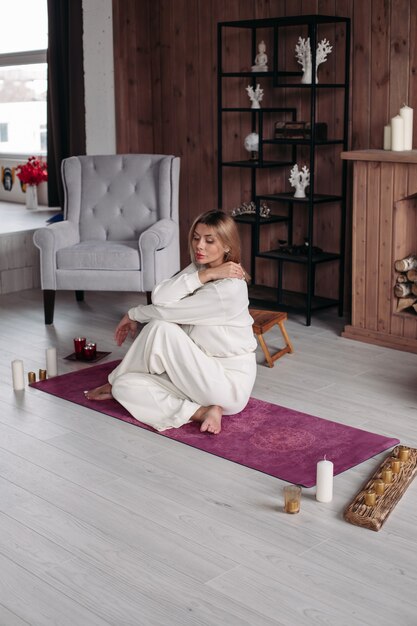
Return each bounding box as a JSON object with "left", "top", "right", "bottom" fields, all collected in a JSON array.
[
  {"left": 295, "top": 36, "right": 332, "bottom": 84},
  {"left": 251, "top": 40, "right": 268, "bottom": 72},
  {"left": 289, "top": 164, "right": 310, "bottom": 198},
  {"left": 246, "top": 84, "right": 264, "bottom": 109}
]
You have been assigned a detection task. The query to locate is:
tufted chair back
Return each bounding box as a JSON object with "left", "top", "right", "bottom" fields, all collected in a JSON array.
[
  {"left": 65, "top": 154, "right": 176, "bottom": 240},
  {"left": 34, "top": 154, "right": 180, "bottom": 324}
]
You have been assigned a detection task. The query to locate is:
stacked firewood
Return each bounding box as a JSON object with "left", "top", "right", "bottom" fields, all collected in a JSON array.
[{"left": 394, "top": 255, "right": 417, "bottom": 312}]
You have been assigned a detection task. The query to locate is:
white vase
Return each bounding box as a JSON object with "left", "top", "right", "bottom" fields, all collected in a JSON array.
[
  {"left": 25, "top": 184, "right": 38, "bottom": 210},
  {"left": 294, "top": 187, "right": 307, "bottom": 198}
]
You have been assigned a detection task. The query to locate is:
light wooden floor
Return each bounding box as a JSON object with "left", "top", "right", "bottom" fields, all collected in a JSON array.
[{"left": 1, "top": 288, "right": 416, "bottom": 625}]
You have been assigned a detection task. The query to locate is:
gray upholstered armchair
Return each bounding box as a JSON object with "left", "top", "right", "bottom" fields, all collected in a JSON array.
[{"left": 34, "top": 154, "right": 180, "bottom": 324}]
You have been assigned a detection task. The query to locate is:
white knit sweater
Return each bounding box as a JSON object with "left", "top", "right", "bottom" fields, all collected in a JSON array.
[{"left": 128, "top": 263, "right": 257, "bottom": 358}]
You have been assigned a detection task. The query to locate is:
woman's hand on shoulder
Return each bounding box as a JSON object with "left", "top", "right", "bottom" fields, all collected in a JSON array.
[
  {"left": 114, "top": 313, "right": 138, "bottom": 346},
  {"left": 198, "top": 262, "right": 245, "bottom": 283}
]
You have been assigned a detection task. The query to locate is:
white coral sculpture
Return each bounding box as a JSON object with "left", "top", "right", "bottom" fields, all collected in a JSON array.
[
  {"left": 246, "top": 83, "right": 264, "bottom": 109},
  {"left": 295, "top": 37, "right": 332, "bottom": 84},
  {"left": 317, "top": 38, "right": 333, "bottom": 66},
  {"left": 295, "top": 37, "right": 310, "bottom": 68},
  {"left": 289, "top": 164, "right": 310, "bottom": 198}
]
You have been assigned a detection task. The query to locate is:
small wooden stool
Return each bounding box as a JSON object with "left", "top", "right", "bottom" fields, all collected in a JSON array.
[{"left": 250, "top": 308, "right": 294, "bottom": 368}]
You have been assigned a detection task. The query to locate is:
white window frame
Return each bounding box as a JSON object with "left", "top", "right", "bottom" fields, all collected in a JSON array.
[{"left": 0, "top": 48, "right": 47, "bottom": 159}]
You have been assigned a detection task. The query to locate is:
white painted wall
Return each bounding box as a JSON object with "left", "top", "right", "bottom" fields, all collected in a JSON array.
[{"left": 82, "top": 0, "right": 116, "bottom": 155}]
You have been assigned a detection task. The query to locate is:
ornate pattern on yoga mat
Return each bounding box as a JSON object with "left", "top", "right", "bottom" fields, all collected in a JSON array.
[{"left": 31, "top": 360, "right": 400, "bottom": 487}]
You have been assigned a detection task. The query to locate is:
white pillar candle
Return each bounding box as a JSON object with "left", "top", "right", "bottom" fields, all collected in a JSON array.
[
  {"left": 46, "top": 347, "right": 58, "bottom": 377},
  {"left": 399, "top": 104, "right": 413, "bottom": 150},
  {"left": 391, "top": 114, "right": 405, "bottom": 151},
  {"left": 383, "top": 125, "right": 391, "bottom": 150},
  {"left": 316, "top": 457, "right": 334, "bottom": 502},
  {"left": 11, "top": 359, "right": 25, "bottom": 390}
]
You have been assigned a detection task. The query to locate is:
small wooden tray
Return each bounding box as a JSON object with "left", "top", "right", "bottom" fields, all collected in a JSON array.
[{"left": 344, "top": 446, "right": 417, "bottom": 531}]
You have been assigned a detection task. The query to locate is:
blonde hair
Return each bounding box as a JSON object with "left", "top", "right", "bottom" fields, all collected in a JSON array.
[{"left": 188, "top": 210, "right": 241, "bottom": 264}]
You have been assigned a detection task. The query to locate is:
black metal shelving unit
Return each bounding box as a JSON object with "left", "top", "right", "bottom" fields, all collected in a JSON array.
[{"left": 217, "top": 14, "right": 351, "bottom": 325}]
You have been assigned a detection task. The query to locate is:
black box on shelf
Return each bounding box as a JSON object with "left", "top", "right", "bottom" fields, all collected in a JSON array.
[{"left": 274, "top": 121, "right": 328, "bottom": 141}]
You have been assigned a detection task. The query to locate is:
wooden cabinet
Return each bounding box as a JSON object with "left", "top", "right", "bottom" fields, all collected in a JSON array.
[
  {"left": 341, "top": 150, "right": 417, "bottom": 353},
  {"left": 217, "top": 15, "right": 350, "bottom": 325}
]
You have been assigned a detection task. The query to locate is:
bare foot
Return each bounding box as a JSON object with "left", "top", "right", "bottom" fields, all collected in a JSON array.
[
  {"left": 84, "top": 383, "right": 113, "bottom": 401},
  {"left": 192, "top": 405, "right": 223, "bottom": 434}
]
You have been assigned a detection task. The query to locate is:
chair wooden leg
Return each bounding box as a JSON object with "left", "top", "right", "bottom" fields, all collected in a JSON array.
[
  {"left": 277, "top": 320, "right": 294, "bottom": 353},
  {"left": 75, "top": 290, "right": 84, "bottom": 302},
  {"left": 266, "top": 321, "right": 294, "bottom": 364},
  {"left": 255, "top": 333, "right": 274, "bottom": 368},
  {"left": 43, "top": 290, "right": 55, "bottom": 325},
  {"left": 146, "top": 291, "right": 152, "bottom": 304}
]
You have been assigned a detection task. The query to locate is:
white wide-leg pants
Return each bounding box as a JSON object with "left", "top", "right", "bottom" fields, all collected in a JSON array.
[{"left": 108, "top": 319, "right": 256, "bottom": 431}]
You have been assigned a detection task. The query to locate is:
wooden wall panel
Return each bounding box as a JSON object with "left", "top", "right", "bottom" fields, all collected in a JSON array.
[
  {"left": 389, "top": 0, "right": 410, "bottom": 116},
  {"left": 365, "top": 161, "right": 380, "bottom": 331},
  {"left": 112, "top": 0, "right": 417, "bottom": 310},
  {"left": 370, "top": 0, "right": 390, "bottom": 149},
  {"left": 377, "top": 162, "right": 394, "bottom": 334},
  {"left": 351, "top": 1, "right": 371, "bottom": 149},
  {"left": 149, "top": 2, "right": 162, "bottom": 151},
  {"left": 351, "top": 161, "right": 367, "bottom": 328},
  {"left": 409, "top": 5, "right": 417, "bottom": 149}
]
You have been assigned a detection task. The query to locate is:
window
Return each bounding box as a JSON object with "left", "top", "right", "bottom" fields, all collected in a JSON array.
[
  {"left": 0, "top": 123, "right": 8, "bottom": 142},
  {"left": 0, "top": 0, "right": 48, "bottom": 157}
]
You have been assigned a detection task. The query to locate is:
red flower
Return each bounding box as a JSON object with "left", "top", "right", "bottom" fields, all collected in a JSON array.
[{"left": 16, "top": 156, "right": 48, "bottom": 186}]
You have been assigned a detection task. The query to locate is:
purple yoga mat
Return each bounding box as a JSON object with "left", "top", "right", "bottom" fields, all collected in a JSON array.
[{"left": 31, "top": 360, "right": 399, "bottom": 487}]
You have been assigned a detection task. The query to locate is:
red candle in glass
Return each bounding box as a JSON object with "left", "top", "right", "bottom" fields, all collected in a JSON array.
[
  {"left": 83, "top": 344, "right": 96, "bottom": 360},
  {"left": 86, "top": 342, "right": 97, "bottom": 358},
  {"left": 73, "top": 337, "right": 86, "bottom": 357}
]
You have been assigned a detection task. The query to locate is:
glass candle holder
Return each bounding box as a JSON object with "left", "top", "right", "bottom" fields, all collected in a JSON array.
[
  {"left": 85, "top": 342, "right": 97, "bottom": 358},
  {"left": 398, "top": 446, "right": 410, "bottom": 462},
  {"left": 28, "top": 371, "right": 36, "bottom": 384},
  {"left": 39, "top": 369, "right": 47, "bottom": 380},
  {"left": 83, "top": 345, "right": 96, "bottom": 361},
  {"left": 283, "top": 485, "right": 301, "bottom": 514},
  {"left": 73, "top": 337, "right": 86, "bottom": 357}
]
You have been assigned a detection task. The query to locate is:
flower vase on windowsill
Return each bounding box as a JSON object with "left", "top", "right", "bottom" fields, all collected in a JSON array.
[
  {"left": 16, "top": 156, "right": 48, "bottom": 211},
  {"left": 25, "top": 184, "right": 38, "bottom": 210}
]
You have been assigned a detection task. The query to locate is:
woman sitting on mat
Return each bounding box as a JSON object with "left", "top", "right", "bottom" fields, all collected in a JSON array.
[{"left": 85, "top": 210, "right": 257, "bottom": 434}]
